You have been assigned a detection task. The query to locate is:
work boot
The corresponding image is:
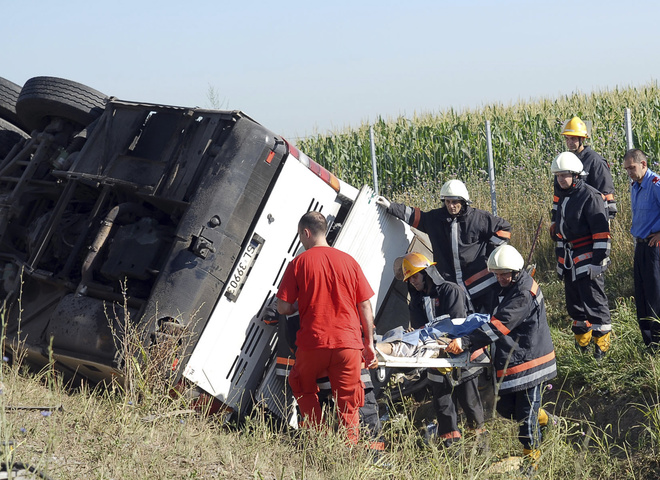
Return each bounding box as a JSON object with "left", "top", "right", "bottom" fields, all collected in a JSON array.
[
  {"left": 538, "top": 408, "right": 559, "bottom": 434},
  {"left": 474, "top": 430, "right": 490, "bottom": 455},
  {"left": 442, "top": 437, "right": 463, "bottom": 459},
  {"left": 574, "top": 340, "right": 588, "bottom": 354},
  {"left": 594, "top": 344, "right": 606, "bottom": 361},
  {"left": 521, "top": 448, "right": 540, "bottom": 478}
]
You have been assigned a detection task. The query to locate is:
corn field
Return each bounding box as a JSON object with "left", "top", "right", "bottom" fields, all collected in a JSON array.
[
  {"left": 296, "top": 82, "right": 660, "bottom": 306},
  {"left": 297, "top": 82, "right": 660, "bottom": 197}
]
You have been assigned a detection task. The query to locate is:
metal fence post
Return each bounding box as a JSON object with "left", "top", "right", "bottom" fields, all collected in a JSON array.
[
  {"left": 370, "top": 125, "right": 379, "bottom": 195},
  {"left": 485, "top": 120, "right": 497, "bottom": 216},
  {"left": 624, "top": 108, "right": 634, "bottom": 151}
]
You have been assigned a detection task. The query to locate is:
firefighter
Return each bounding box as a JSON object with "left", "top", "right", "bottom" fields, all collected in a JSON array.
[
  {"left": 397, "top": 252, "right": 487, "bottom": 447},
  {"left": 376, "top": 179, "right": 511, "bottom": 314},
  {"left": 445, "top": 245, "right": 557, "bottom": 471},
  {"left": 558, "top": 116, "right": 617, "bottom": 219},
  {"left": 550, "top": 151, "right": 612, "bottom": 359}
]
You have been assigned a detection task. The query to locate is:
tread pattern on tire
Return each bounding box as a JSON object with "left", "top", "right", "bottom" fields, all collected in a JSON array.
[
  {"left": 0, "top": 117, "right": 29, "bottom": 159},
  {"left": 0, "top": 77, "right": 28, "bottom": 131},
  {"left": 16, "top": 76, "right": 108, "bottom": 132}
]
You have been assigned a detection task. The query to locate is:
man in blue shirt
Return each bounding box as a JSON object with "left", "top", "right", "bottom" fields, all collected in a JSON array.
[{"left": 623, "top": 149, "right": 660, "bottom": 350}]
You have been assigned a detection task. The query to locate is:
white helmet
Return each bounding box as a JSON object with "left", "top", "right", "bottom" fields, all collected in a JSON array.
[
  {"left": 440, "top": 179, "right": 470, "bottom": 202},
  {"left": 551, "top": 152, "right": 583, "bottom": 175},
  {"left": 487, "top": 245, "right": 524, "bottom": 272}
]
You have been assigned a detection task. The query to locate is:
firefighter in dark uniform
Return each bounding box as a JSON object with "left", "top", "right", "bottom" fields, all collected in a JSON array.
[
  {"left": 558, "top": 116, "right": 617, "bottom": 219},
  {"left": 377, "top": 179, "right": 512, "bottom": 314},
  {"left": 446, "top": 245, "right": 557, "bottom": 470},
  {"left": 550, "top": 152, "right": 612, "bottom": 359},
  {"left": 396, "top": 252, "right": 487, "bottom": 447}
]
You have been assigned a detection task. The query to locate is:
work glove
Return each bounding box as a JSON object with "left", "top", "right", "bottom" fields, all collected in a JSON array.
[
  {"left": 375, "top": 196, "right": 391, "bottom": 209},
  {"left": 437, "top": 342, "right": 453, "bottom": 375},
  {"left": 588, "top": 264, "right": 607, "bottom": 280},
  {"left": 445, "top": 337, "right": 463, "bottom": 355},
  {"left": 607, "top": 203, "right": 618, "bottom": 220},
  {"left": 261, "top": 298, "right": 280, "bottom": 325}
]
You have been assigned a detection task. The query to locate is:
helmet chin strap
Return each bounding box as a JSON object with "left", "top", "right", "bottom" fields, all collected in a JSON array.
[
  {"left": 450, "top": 202, "right": 467, "bottom": 217},
  {"left": 572, "top": 173, "right": 580, "bottom": 188}
]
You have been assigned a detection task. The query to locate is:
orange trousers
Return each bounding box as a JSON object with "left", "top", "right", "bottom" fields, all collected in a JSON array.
[{"left": 288, "top": 348, "right": 364, "bottom": 444}]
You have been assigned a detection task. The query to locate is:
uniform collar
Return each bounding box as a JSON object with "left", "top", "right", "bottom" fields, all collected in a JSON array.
[{"left": 632, "top": 168, "right": 654, "bottom": 188}]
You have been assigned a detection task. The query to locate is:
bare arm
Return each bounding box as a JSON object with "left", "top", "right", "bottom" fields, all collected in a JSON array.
[
  {"left": 358, "top": 299, "right": 378, "bottom": 369},
  {"left": 277, "top": 299, "right": 298, "bottom": 316}
]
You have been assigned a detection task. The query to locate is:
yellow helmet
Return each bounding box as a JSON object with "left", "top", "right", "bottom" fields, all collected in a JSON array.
[
  {"left": 397, "top": 252, "right": 436, "bottom": 282},
  {"left": 561, "top": 116, "right": 589, "bottom": 138}
]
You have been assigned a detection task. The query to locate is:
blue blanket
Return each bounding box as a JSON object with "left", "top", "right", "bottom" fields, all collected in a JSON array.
[{"left": 378, "top": 313, "right": 489, "bottom": 346}]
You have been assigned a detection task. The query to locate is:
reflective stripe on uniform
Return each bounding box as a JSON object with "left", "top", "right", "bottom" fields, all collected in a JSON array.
[
  {"left": 481, "top": 323, "right": 499, "bottom": 342},
  {"left": 498, "top": 364, "right": 556, "bottom": 391},
  {"left": 496, "top": 351, "right": 556, "bottom": 377},
  {"left": 276, "top": 356, "right": 295, "bottom": 376},
  {"left": 467, "top": 274, "right": 498, "bottom": 296},
  {"left": 471, "top": 347, "right": 487, "bottom": 361},
  {"left": 574, "top": 252, "right": 593, "bottom": 263},
  {"left": 464, "top": 268, "right": 490, "bottom": 286},
  {"left": 451, "top": 219, "right": 463, "bottom": 285},
  {"left": 591, "top": 323, "right": 612, "bottom": 332},
  {"left": 464, "top": 267, "right": 499, "bottom": 297},
  {"left": 575, "top": 264, "right": 590, "bottom": 276},
  {"left": 427, "top": 370, "right": 446, "bottom": 383},
  {"left": 401, "top": 206, "right": 416, "bottom": 225},
  {"left": 423, "top": 296, "right": 434, "bottom": 324},
  {"left": 410, "top": 207, "right": 421, "bottom": 228},
  {"left": 490, "top": 316, "right": 511, "bottom": 336},
  {"left": 592, "top": 232, "right": 610, "bottom": 240},
  {"left": 572, "top": 320, "right": 592, "bottom": 328}
]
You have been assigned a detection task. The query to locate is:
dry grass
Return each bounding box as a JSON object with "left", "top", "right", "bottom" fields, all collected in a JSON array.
[
  {"left": 2, "top": 356, "right": 660, "bottom": 479},
  {"left": 3, "top": 83, "right": 660, "bottom": 479}
]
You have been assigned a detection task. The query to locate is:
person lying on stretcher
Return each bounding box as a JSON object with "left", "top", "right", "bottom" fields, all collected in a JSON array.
[{"left": 375, "top": 313, "right": 489, "bottom": 358}]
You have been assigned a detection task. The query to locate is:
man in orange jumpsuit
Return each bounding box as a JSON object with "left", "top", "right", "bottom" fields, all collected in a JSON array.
[{"left": 277, "top": 211, "right": 378, "bottom": 444}]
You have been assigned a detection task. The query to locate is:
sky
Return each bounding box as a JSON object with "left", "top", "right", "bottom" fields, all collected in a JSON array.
[{"left": 3, "top": 0, "right": 660, "bottom": 141}]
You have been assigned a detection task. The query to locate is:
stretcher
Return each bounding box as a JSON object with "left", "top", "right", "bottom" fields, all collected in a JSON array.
[{"left": 375, "top": 343, "right": 491, "bottom": 369}]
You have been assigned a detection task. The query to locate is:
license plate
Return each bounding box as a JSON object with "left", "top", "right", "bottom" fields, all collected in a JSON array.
[{"left": 225, "top": 234, "right": 264, "bottom": 301}]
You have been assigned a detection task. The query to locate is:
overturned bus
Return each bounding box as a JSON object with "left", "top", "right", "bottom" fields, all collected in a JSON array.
[{"left": 0, "top": 76, "right": 415, "bottom": 421}]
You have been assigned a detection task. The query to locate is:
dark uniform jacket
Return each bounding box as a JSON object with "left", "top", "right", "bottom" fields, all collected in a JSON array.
[
  {"left": 461, "top": 270, "right": 556, "bottom": 394},
  {"left": 408, "top": 274, "right": 488, "bottom": 385},
  {"left": 408, "top": 277, "right": 466, "bottom": 329},
  {"left": 388, "top": 203, "right": 511, "bottom": 309},
  {"left": 578, "top": 146, "right": 617, "bottom": 219},
  {"left": 551, "top": 146, "right": 617, "bottom": 220},
  {"left": 552, "top": 179, "right": 611, "bottom": 281}
]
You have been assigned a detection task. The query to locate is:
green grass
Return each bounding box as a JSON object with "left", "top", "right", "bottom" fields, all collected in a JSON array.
[
  {"left": 3, "top": 83, "right": 660, "bottom": 478},
  {"left": 297, "top": 82, "right": 660, "bottom": 197}
]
